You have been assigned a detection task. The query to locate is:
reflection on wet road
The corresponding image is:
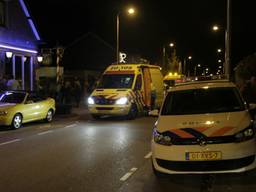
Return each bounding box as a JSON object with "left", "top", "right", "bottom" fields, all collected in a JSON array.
[{"left": 0, "top": 114, "right": 255, "bottom": 192}]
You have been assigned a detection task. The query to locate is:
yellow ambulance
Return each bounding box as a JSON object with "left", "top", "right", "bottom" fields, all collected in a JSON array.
[{"left": 87, "top": 64, "right": 164, "bottom": 119}]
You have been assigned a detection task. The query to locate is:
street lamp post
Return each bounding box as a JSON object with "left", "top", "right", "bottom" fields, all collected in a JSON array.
[
  {"left": 194, "top": 64, "right": 201, "bottom": 76},
  {"left": 162, "top": 42, "right": 174, "bottom": 74},
  {"left": 225, "top": 0, "right": 231, "bottom": 79},
  {"left": 184, "top": 56, "right": 192, "bottom": 77},
  {"left": 212, "top": 0, "right": 231, "bottom": 79},
  {"left": 116, "top": 14, "right": 120, "bottom": 64},
  {"left": 116, "top": 7, "right": 135, "bottom": 64}
]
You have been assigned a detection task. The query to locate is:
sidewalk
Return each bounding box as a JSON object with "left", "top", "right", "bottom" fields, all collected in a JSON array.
[{"left": 55, "top": 104, "right": 90, "bottom": 120}]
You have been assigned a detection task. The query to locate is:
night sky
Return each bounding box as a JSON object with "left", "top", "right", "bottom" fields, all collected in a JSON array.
[{"left": 25, "top": 0, "right": 256, "bottom": 72}]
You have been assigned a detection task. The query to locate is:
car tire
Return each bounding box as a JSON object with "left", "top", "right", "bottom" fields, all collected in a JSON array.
[
  {"left": 92, "top": 114, "right": 101, "bottom": 120},
  {"left": 127, "top": 103, "right": 138, "bottom": 120},
  {"left": 45, "top": 109, "right": 54, "bottom": 122},
  {"left": 11, "top": 113, "right": 22, "bottom": 129}
]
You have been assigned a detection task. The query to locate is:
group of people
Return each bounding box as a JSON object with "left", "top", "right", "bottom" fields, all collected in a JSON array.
[
  {"left": 0, "top": 74, "right": 21, "bottom": 91},
  {"left": 54, "top": 77, "right": 82, "bottom": 107},
  {"left": 54, "top": 76, "right": 96, "bottom": 108}
]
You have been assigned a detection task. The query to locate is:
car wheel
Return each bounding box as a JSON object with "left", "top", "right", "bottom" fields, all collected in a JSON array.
[
  {"left": 45, "top": 109, "right": 53, "bottom": 122},
  {"left": 92, "top": 114, "right": 101, "bottom": 120},
  {"left": 127, "top": 103, "right": 138, "bottom": 120},
  {"left": 11, "top": 113, "right": 22, "bottom": 129}
]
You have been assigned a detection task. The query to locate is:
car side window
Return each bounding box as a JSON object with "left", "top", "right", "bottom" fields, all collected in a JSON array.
[
  {"left": 26, "top": 93, "right": 43, "bottom": 103},
  {"left": 134, "top": 74, "right": 142, "bottom": 91}
]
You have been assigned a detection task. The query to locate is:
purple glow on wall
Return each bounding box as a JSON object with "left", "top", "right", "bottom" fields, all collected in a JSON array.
[
  {"left": 19, "top": 0, "right": 41, "bottom": 41},
  {"left": 28, "top": 19, "right": 41, "bottom": 41},
  {"left": 0, "top": 43, "right": 38, "bottom": 54},
  {"left": 18, "top": 0, "right": 29, "bottom": 17}
]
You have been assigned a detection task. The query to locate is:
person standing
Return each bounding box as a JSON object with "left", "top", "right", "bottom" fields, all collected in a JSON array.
[
  {"left": 242, "top": 76, "right": 256, "bottom": 103},
  {"left": 0, "top": 75, "right": 7, "bottom": 91},
  {"left": 150, "top": 82, "right": 157, "bottom": 110},
  {"left": 73, "top": 77, "right": 82, "bottom": 107},
  {"left": 6, "top": 75, "right": 21, "bottom": 90}
]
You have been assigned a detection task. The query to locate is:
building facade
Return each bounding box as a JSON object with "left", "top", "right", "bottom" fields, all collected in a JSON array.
[{"left": 0, "top": 0, "right": 40, "bottom": 91}]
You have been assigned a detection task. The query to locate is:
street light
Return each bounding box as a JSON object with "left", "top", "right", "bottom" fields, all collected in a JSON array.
[
  {"left": 194, "top": 64, "right": 201, "bottom": 76},
  {"left": 5, "top": 51, "right": 13, "bottom": 58},
  {"left": 212, "top": 25, "right": 219, "bottom": 31},
  {"left": 211, "top": 0, "right": 231, "bottom": 79},
  {"left": 116, "top": 7, "right": 136, "bottom": 64},
  {"left": 217, "top": 49, "right": 222, "bottom": 53},
  {"left": 37, "top": 55, "right": 43, "bottom": 63},
  {"left": 162, "top": 42, "right": 175, "bottom": 73},
  {"left": 169, "top": 43, "right": 174, "bottom": 47}
]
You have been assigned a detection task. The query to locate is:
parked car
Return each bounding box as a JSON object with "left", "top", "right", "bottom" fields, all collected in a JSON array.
[
  {"left": 151, "top": 80, "right": 256, "bottom": 175},
  {"left": 0, "top": 91, "right": 55, "bottom": 129}
]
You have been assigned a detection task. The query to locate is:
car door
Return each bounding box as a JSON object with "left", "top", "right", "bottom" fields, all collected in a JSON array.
[{"left": 22, "top": 93, "right": 42, "bottom": 122}]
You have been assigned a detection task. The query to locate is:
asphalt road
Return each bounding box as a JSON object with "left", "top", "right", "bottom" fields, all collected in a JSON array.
[{"left": 0, "top": 110, "right": 256, "bottom": 192}]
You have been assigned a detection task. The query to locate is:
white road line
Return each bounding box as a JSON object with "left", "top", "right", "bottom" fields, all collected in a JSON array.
[
  {"left": 65, "top": 124, "right": 77, "bottom": 128},
  {"left": 37, "top": 130, "right": 53, "bottom": 135},
  {"left": 144, "top": 152, "right": 152, "bottom": 159},
  {"left": 0, "top": 139, "right": 21, "bottom": 146},
  {"left": 120, "top": 167, "right": 138, "bottom": 181},
  {"left": 39, "top": 125, "right": 51, "bottom": 129}
]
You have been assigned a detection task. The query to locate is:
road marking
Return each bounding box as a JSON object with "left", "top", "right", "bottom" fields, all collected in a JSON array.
[
  {"left": 120, "top": 167, "right": 138, "bottom": 181},
  {"left": 0, "top": 139, "right": 21, "bottom": 146},
  {"left": 65, "top": 124, "right": 77, "bottom": 128},
  {"left": 37, "top": 130, "right": 53, "bottom": 135},
  {"left": 39, "top": 125, "right": 51, "bottom": 129},
  {"left": 144, "top": 152, "right": 152, "bottom": 159}
]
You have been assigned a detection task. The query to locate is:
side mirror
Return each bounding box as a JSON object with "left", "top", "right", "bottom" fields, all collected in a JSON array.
[
  {"left": 249, "top": 103, "right": 256, "bottom": 120},
  {"left": 249, "top": 103, "right": 256, "bottom": 110},
  {"left": 149, "top": 109, "right": 159, "bottom": 117}
]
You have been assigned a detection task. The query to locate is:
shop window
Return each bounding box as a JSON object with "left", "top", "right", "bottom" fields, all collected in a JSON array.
[{"left": 0, "top": 1, "right": 6, "bottom": 27}]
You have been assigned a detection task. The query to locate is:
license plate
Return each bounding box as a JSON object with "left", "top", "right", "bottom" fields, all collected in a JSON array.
[{"left": 185, "top": 151, "right": 222, "bottom": 161}]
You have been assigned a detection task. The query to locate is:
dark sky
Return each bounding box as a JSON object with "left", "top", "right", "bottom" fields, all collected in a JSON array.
[{"left": 25, "top": 0, "right": 256, "bottom": 72}]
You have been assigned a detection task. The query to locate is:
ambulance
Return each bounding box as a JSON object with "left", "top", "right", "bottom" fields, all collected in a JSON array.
[{"left": 87, "top": 64, "right": 164, "bottom": 119}]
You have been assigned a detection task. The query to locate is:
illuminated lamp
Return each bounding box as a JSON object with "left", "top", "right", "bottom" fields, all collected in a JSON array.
[
  {"left": 37, "top": 56, "right": 43, "bottom": 63},
  {"left": 6, "top": 51, "right": 13, "bottom": 58}
]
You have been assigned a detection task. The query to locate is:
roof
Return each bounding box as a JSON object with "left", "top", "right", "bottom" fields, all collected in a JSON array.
[
  {"left": 169, "top": 80, "right": 236, "bottom": 92},
  {"left": 108, "top": 63, "right": 160, "bottom": 69}
]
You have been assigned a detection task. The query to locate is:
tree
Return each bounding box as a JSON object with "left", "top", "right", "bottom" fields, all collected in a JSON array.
[
  {"left": 235, "top": 53, "right": 256, "bottom": 86},
  {"left": 169, "top": 49, "right": 181, "bottom": 73}
]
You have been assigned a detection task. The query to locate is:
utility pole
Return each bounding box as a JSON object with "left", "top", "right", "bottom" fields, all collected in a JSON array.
[
  {"left": 116, "top": 14, "right": 120, "bottom": 64},
  {"left": 162, "top": 46, "right": 166, "bottom": 74},
  {"left": 225, "top": 0, "right": 231, "bottom": 79}
]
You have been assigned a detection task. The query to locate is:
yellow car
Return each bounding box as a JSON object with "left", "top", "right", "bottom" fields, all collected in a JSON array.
[{"left": 0, "top": 91, "right": 55, "bottom": 129}]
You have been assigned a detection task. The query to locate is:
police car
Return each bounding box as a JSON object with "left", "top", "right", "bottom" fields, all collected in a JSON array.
[{"left": 151, "top": 80, "right": 256, "bottom": 175}]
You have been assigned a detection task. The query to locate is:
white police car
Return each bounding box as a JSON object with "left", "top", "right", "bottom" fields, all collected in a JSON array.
[{"left": 151, "top": 80, "right": 256, "bottom": 175}]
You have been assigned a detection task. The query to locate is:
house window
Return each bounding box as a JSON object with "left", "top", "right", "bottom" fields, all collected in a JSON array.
[{"left": 0, "top": 0, "right": 6, "bottom": 27}]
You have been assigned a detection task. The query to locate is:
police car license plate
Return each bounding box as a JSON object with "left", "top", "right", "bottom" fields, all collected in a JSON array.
[{"left": 185, "top": 151, "right": 222, "bottom": 161}]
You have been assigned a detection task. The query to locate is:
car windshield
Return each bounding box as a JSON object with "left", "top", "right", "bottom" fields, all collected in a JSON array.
[
  {"left": 0, "top": 92, "right": 26, "bottom": 104},
  {"left": 97, "top": 74, "right": 135, "bottom": 89},
  {"left": 161, "top": 87, "right": 245, "bottom": 115}
]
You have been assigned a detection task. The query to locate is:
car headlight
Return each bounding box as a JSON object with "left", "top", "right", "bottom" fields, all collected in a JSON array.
[
  {"left": 87, "top": 97, "right": 95, "bottom": 105},
  {"left": 153, "top": 127, "right": 172, "bottom": 146},
  {"left": 0, "top": 111, "right": 8, "bottom": 116},
  {"left": 115, "top": 97, "right": 128, "bottom": 105},
  {"left": 235, "top": 125, "right": 255, "bottom": 142}
]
